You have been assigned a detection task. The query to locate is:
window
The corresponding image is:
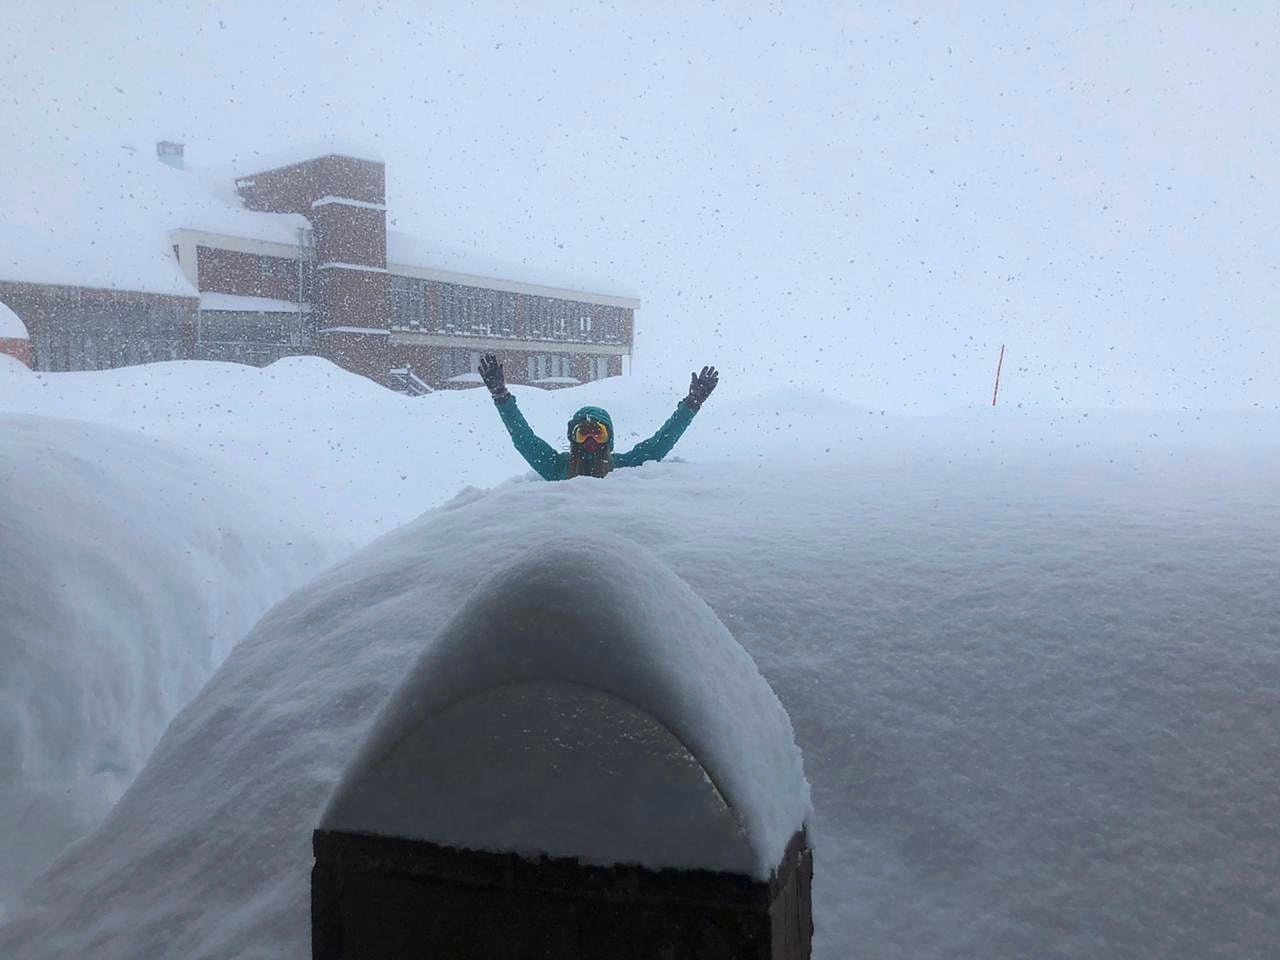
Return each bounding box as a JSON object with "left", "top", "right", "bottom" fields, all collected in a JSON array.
[
  {"left": 579, "top": 316, "right": 592, "bottom": 334},
  {"left": 441, "top": 349, "right": 478, "bottom": 379},
  {"left": 440, "top": 283, "right": 463, "bottom": 330},
  {"left": 496, "top": 291, "right": 515, "bottom": 335},
  {"left": 529, "top": 354, "right": 572, "bottom": 380},
  {"left": 598, "top": 309, "right": 619, "bottom": 341},
  {"left": 391, "top": 275, "right": 429, "bottom": 328},
  {"left": 525, "top": 297, "right": 545, "bottom": 338}
]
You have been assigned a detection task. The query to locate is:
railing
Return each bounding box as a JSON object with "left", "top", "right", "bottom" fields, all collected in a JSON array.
[{"left": 388, "top": 366, "right": 433, "bottom": 396}]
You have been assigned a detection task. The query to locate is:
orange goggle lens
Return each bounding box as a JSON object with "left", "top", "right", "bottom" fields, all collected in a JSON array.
[{"left": 573, "top": 421, "right": 609, "bottom": 445}]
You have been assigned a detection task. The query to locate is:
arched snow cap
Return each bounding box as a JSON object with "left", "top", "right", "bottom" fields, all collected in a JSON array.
[
  {"left": 322, "top": 536, "right": 811, "bottom": 879},
  {"left": 0, "top": 301, "right": 30, "bottom": 340}
]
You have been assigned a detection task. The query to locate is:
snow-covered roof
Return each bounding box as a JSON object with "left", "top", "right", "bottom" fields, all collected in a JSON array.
[
  {"left": 445, "top": 371, "right": 483, "bottom": 383},
  {"left": 0, "top": 139, "right": 636, "bottom": 308},
  {"left": 223, "top": 141, "right": 385, "bottom": 178},
  {"left": 388, "top": 232, "right": 640, "bottom": 307},
  {"left": 198, "top": 292, "right": 305, "bottom": 313},
  {"left": 0, "top": 143, "right": 308, "bottom": 296},
  {"left": 322, "top": 539, "right": 809, "bottom": 878},
  {"left": 0, "top": 302, "right": 29, "bottom": 340}
]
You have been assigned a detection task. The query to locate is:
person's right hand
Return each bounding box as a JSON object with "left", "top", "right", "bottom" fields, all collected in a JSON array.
[
  {"left": 479, "top": 354, "right": 508, "bottom": 398},
  {"left": 685, "top": 365, "right": 719, "bottom": 409}
]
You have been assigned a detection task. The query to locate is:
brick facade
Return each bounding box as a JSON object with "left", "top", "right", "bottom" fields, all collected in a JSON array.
[
  {"left": 0, "top": 338, "right": 31, "bottom": 367},
  {"left": 0, "top": 280, "right": 197, "bottom": 372},
  {"left": 196, "top": 247, "right": 305, "bottom": 302},
  {"left": 309, "top": 203, "right": 387, "bottom": 268}
]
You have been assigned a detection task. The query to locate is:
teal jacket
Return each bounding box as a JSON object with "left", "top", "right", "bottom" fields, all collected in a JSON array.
[{"left": 494, "top": 395, "right": 697, "bottom": 480}]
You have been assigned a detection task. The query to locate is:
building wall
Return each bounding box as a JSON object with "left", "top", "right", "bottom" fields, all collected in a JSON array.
[
  {"left": 197, "top": 247, "right": 309, "bottom": 303},
  {"left": 0, "top": 337, "right": 32, "bottom": 367},
  {"left": 235, "top": 155, "right": 391, "bottom": 381},
  {"left": 236, "top": 155, "right": 385, "bottom": 214},
  {"left": 195, "top": 309, "right": 307, "bottom": 366},
  {"left": 0, "top": 263, "right": 628, "bottom": 386},
  {"left": 315, "top": 266, "right": 390, "bottom": 332},
  {"left": 385, "top": 274, "right": 632, "bottom": 389},
  {"left": 0, "top": 281, "right": 197, "bottom": 372},
  {"left": 316, "top": 329, "right": 390, "bottom": 383},
  {"left": 389, "top": 276, "right": 632, "bottom": 345},
  {"left": 310, "top": 203, "right": 387, "bottom": 268}
]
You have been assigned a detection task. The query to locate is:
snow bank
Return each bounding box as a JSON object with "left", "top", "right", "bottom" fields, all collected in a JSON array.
[
  {"left": 0, "top": 414, "right": 343, "bottom": 917},
  {"left": 2, "top": 449, "right": 1278, "bottom": 959},
  {"left": 324, "top": 539, "right": 809, "bottom": 877},
  {"left": 0, "top": 357, "right": 430, "bottom": 543},
  {"left": 0, "top": 302, "right": 29, "bottom": 340},
  {"left": 387, "top": 231, "right": 639, "bottom": 301},
  {"left": 7, "top": 355, "right": 1276, "bottom": 551}
]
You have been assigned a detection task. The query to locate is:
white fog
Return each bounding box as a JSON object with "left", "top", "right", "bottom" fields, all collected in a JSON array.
[{"left": 1, "top": 3, "right": 1276, "bottom": 959}]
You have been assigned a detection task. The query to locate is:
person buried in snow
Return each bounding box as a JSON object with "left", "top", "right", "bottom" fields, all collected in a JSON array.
[{"left": 478, "top": 353, "right": 718, "bottom": 480}]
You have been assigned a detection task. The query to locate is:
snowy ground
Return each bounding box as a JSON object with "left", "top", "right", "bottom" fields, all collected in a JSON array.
[
  {"left": 4, "top": 353, "right": 1275, "bottom": 545},
  {"left": 0, "top": 402, "right": 344, "bottom": 917},
  {"left": 1, "top": 356, "right": 1278, "bottom": 957}
]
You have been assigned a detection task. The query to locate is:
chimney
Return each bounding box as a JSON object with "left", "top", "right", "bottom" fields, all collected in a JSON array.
[{"left": 156, "top": 141, "right": 185, "bottom": 170}]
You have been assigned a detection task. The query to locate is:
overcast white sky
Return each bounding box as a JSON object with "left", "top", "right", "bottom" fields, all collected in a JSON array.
[{"left": 3, "top": 1, "right": 1277, "bottom": 411}]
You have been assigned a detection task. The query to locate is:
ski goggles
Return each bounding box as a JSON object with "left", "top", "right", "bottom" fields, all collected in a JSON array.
[{"left": 572, "top": 420, "right": 609, "bottom": 445}]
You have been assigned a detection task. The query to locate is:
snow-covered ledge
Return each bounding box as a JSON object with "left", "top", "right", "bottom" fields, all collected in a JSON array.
[{"left": 316, "top": 538, "right": 813, "bottom": 957}]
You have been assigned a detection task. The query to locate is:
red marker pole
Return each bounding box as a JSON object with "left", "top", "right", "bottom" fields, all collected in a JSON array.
[{"left": 992, "top": 344, "right": 1006, "bottom": 406}]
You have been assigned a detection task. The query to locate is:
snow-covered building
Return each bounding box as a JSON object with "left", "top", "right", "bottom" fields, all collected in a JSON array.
[{"left": 0, "top": 142, "right": 637, "bottom": 392}]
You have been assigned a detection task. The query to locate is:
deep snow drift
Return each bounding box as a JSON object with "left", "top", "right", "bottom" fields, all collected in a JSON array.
[
  {"left": 2, "top": 447, "right": 1277, "bottom": 959},
  {"left": 3, "top": 353, "right": 1276, "bottom": 546},
  {"left": 324, "top": 539, "right": 810, "bottom": 878},
  {"left": 0, "top": 413, "right": 343, "bottom": 917},
  {"left": 0, "top": 303, "right": 28, "bottom": 341}
]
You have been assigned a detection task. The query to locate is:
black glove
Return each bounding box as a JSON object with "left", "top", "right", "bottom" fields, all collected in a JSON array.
[
  {"left": 684, "top": 365, "right": 718, "bottom": 410},
  {"left": 479, "top": 354, "right": 509, "bottom": 401}
]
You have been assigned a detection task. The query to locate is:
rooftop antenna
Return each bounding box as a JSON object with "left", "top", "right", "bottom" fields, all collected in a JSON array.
[{"left": 992, "top": 344, "right": 1006, "bottom": 406}]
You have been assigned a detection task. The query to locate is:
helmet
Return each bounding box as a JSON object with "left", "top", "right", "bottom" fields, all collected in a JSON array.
[{"left": 566, "top": 406, "right": 615, "bottom": 452}]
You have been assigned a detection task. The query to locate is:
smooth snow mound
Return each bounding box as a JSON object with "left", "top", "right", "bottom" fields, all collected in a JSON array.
[
  {"left": 2, "top": 453, "right": 1278, "bottom": 959},
  {"left": 324, "top": 539, "right": 809, "bottom": 877},
  {"left": 0, "top": 302, "right": 29, "bottom": 340},
  {"left": 0, "top": 414, "right": 343, "bottom": 917}
]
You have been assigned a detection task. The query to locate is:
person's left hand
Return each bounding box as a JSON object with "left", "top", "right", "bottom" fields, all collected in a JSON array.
[{"left": 685, "top": 365, "right": 719, "bottom": 409}]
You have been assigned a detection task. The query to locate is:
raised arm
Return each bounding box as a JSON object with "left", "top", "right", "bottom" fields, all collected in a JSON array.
[
  {"left": 613, "top": 365, "right": 718, "bottom": 469},
  {"left": 479, "top": 354, "right": 565, "bottom": 481}
]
